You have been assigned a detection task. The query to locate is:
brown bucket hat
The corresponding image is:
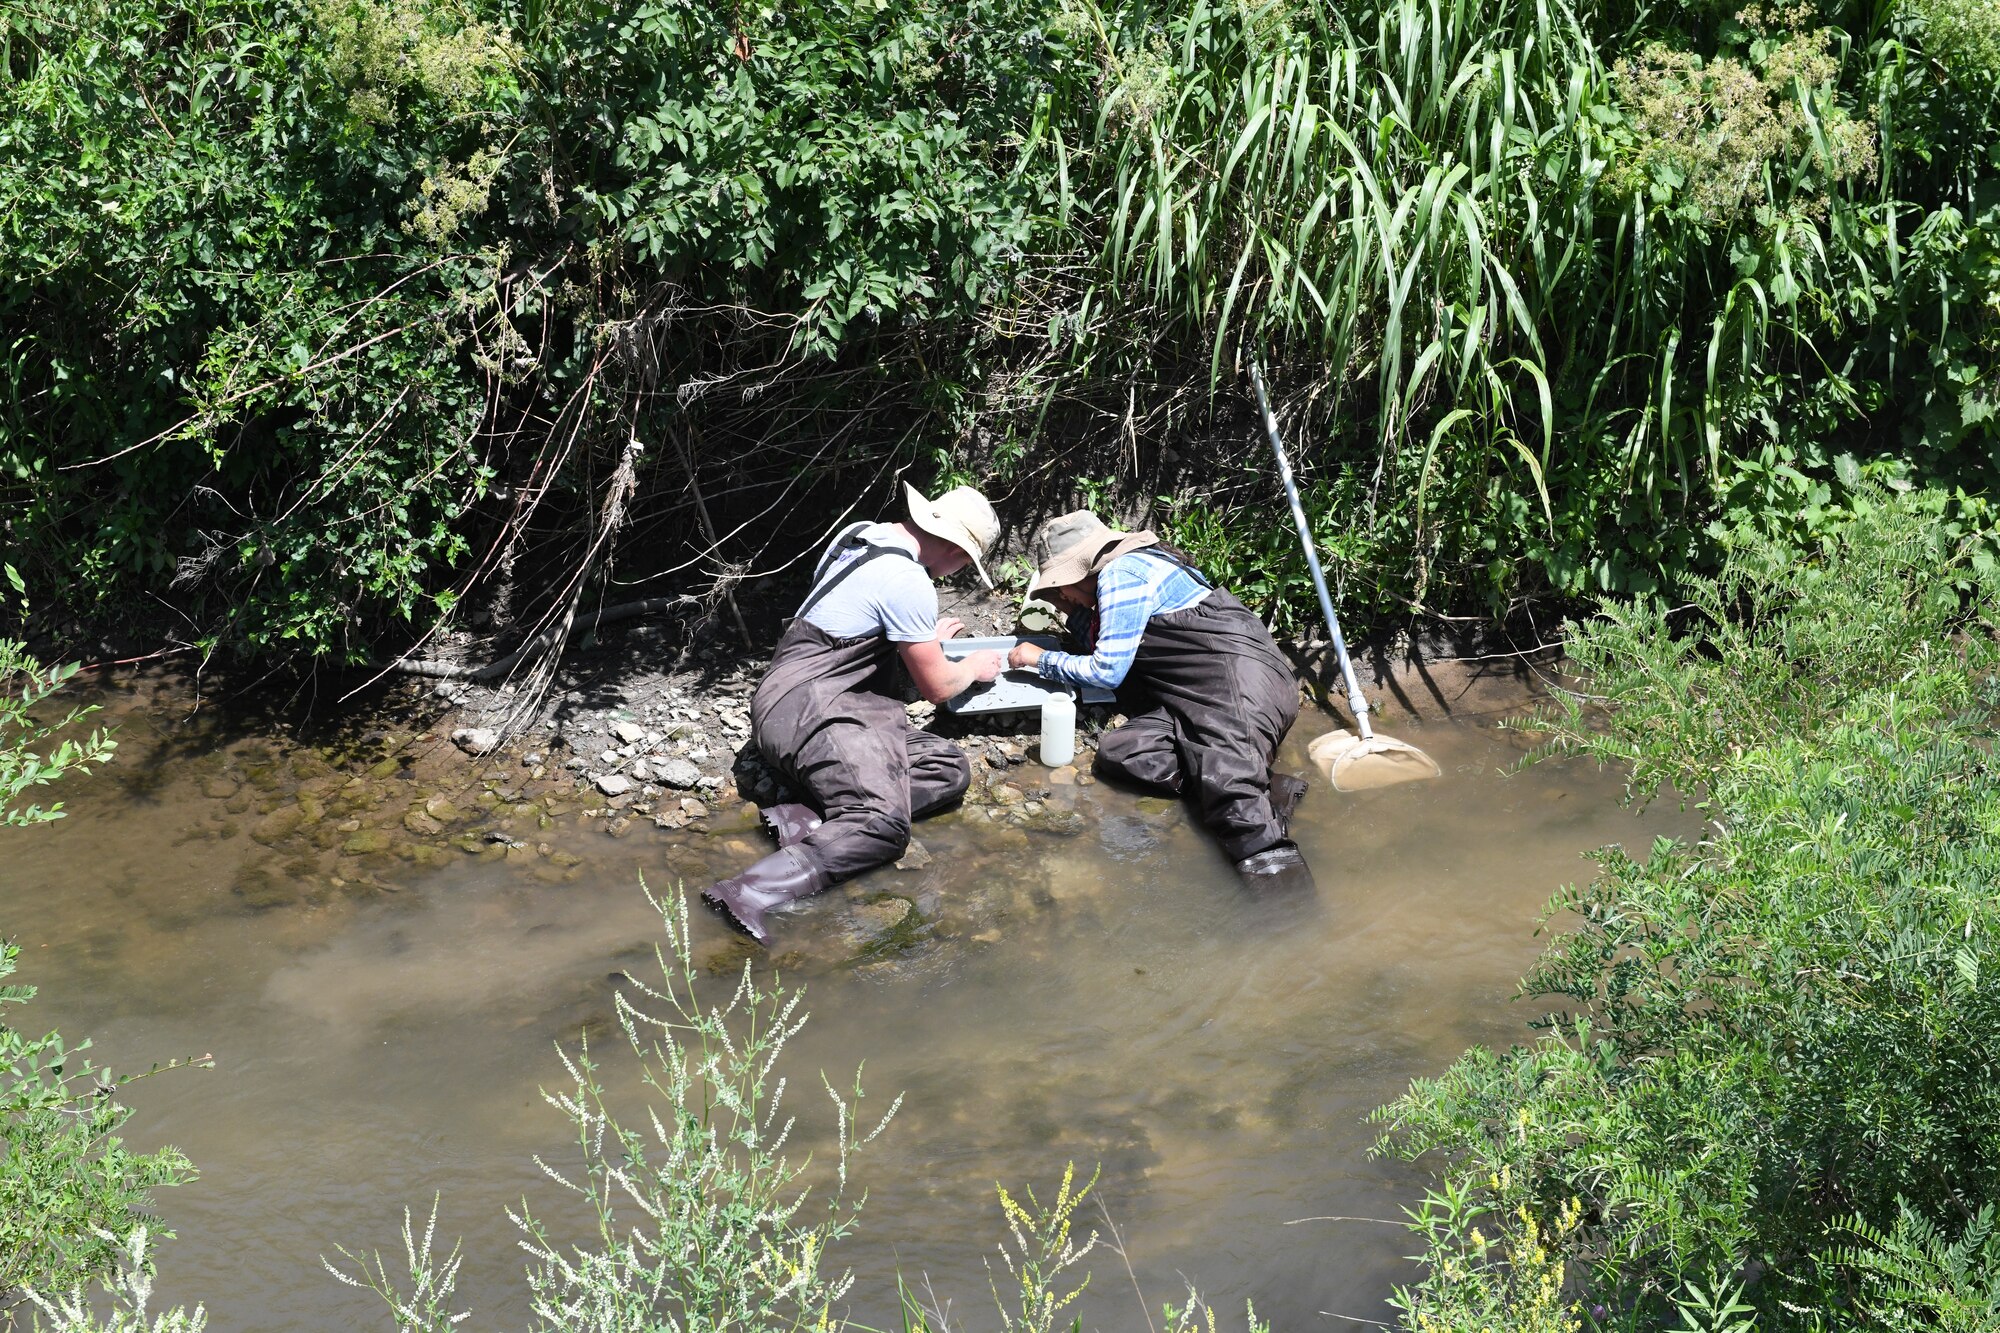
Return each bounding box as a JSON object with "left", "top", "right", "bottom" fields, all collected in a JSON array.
[{"left": 1026, "top": 510, "right": 1160, "bottom": 598}]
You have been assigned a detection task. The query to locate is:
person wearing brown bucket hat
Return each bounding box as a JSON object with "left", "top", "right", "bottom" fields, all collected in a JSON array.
[
  {"left": 702, "top": 483, "right": 1006, "bottom": 945},
  {"left": 1010, "top": 510, "right": 1314, "bottom": 891}
]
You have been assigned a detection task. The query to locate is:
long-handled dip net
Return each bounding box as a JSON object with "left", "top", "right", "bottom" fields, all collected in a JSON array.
[{"left": 1252, "top": 364, "right": 1440, "bottom": 793}]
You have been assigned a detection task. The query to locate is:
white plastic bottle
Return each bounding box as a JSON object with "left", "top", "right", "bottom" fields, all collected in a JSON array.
[{"left": 1039, "top": 692, "right": 1077, "bottom": 767}]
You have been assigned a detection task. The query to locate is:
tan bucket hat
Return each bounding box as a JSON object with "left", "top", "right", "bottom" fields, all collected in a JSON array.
[
  {"left": 1027, "top": 510, "right": 1160, "bottom": 598},
  {"left": 904, "top": 482, "right": 1000, "bottom": 587}
]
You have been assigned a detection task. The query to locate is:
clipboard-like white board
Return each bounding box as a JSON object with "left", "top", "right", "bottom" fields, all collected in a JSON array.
[{"left": 939, "top": 637, "right": 1115, "bottom": 714}]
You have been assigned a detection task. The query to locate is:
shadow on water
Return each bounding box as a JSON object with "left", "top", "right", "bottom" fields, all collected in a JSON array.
[{"left": 8, "top": 663, "right": 1692, "bottom": 1331}]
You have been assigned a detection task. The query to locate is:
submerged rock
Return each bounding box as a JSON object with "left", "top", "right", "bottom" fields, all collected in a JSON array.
[
  {"left": 250, "top": 806, "right": 305, "bottom": 846},
  {"left": 848, "top": 897, "right": 914, "bottom": 937},
  {"left": 1099, "top": 813, "right": 1160, "bottom": 861},
  {"left": 452, "top": 728, "right": 500, "bottom": 756},
  {"left": 233, "top": 862, "right": 302, "bottom": 910},
  {"left": 340, "top": 828, "right": 394, "bottom": 856}
]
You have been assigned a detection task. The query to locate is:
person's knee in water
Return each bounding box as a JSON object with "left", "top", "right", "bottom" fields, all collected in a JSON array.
[
  {"left": 1008, "top": 510, "right": 1315, "bottom": 893},
  {"left": 704, "top": 484, "right": 1006, "bottom": 944}
]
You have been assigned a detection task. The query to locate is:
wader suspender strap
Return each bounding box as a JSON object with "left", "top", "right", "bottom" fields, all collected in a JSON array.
[{"left": 793, "top": 525, "right": 919, "bottom": 623}]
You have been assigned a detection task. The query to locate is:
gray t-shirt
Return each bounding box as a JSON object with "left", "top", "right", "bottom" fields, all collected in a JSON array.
[{"left": 800, "top": 524, "right": 939, "bottom": 644}]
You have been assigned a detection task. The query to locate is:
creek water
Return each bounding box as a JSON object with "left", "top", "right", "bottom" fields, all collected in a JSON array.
[{"left": 6, "top": 665, "right": 1690, "bottom": 1331}]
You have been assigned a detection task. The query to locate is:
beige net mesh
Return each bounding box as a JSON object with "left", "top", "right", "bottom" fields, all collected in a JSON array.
[{"left": 1307, "top": 729, "right": 1442, "bottom": 792}]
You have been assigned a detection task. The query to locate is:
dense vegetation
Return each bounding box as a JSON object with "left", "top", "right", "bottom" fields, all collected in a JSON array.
[
  {"left": 2, "top": 0, "right": 1994, "bottom": 658},
  {"left": 1376, "top": 490, "right": 2000, "bottom": 1330},
  {"left": 1, "top": 618, "right": 197, "bottom": 1317}
]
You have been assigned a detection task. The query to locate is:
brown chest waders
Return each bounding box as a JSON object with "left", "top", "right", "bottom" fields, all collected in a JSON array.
[
  {"left": 1092, "top": 585, "right": 1302, "bottom": 864},
  {"left": 705, "top": 529, "right": 971, "bottom": 944}
]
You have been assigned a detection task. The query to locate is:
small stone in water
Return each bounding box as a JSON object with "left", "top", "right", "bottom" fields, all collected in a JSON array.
[
  {"left": 1049, "top": 765, "right": 1077, "bottom": 785},
  {"left": 341, "top": 828, "right": 392, "bottom": 856},
  {"left": 848, "top": 897, "right": 915, "bottom": 938},
  {"left": 894, "top": 839, "right": 933, "bottom": 871},
  {"left": 452, "top": 728, "right": 500, "bottom": 756},
  {"left": 680, "top": 797, "right": 708, "bottom": 818}
]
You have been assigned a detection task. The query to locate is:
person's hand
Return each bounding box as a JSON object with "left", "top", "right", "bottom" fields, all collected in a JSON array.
[
  {"left": 968, "top": 650, "right": 1005, "bottom": 683},
  {"left": 1008, "top": 641, "right": 1045, "bottom": 670},
  {"left": 936, "top": 616, "right": 965, "bottom": 641}
]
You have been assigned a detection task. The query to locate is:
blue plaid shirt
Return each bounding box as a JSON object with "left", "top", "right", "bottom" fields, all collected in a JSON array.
[{"left": 1036, "top": 549, "right": 1210, "bottom": 690}]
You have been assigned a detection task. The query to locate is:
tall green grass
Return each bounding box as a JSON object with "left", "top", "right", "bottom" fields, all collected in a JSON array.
[{"left": 1044, "top": 0, "right": 1993, "bottom": 615}]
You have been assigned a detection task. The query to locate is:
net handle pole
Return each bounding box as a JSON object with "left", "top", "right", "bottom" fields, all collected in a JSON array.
[{"left": 1251, "top": 361, "right": 1374, "bottom": 741}]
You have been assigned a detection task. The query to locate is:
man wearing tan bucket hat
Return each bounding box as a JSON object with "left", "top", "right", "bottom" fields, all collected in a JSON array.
[
  {"left": 1007, "top": 510, "right": 1313, "bottom": 890},
  {"left": 703, "top": 483, "right": 1006, "bottom": 944}
]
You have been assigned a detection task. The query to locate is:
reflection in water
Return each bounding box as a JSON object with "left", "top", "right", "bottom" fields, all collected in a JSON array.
[{"left": 7, "top": 670, "right": 1691, "bottom": 1331}]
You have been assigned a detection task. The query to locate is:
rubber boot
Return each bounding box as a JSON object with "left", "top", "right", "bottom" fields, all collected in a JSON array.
[
  {"left": 1234, "top": 842, "right": 1317, "bottom": 895},
  {"left": 758, "top": 802, "right": 823, "bottom": 848},
  {"left": 1269, "top": 772, "right": 1308, "bottom": 837},
  {"left": 702, "top": 846, "right": 829, "bottom": 945}
]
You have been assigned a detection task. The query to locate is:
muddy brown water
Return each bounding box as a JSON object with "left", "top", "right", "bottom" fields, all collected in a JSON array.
[{"left": 6, "top": 666, "right": 1690, "bottom": 1330}]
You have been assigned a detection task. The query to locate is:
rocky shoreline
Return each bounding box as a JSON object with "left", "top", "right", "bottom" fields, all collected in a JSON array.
[{"left": 427, "top": 583, "right": 1115, "bottom": 840}]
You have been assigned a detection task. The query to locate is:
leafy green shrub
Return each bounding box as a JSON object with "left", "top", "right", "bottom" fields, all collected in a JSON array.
[
  {"left": 1, "top": 942, "right": 202, "bottom": 1304},
  {"left": 3, "top": 0, "right": 1997, "bottom": 664},
  {"left": 1840, "top": 1202, "right": 2000, "bottom": 1332},
  {"left": 3, "top": 607, "right": 200, "bottom": 1307},
  {"left": 1374, "top": 489, "right": 2000, "bottom": 1329}
]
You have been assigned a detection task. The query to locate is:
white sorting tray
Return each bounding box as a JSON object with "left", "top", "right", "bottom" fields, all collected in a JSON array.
[{"left": 940, "top": 636, "right": 1116, "bottom": 714}]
